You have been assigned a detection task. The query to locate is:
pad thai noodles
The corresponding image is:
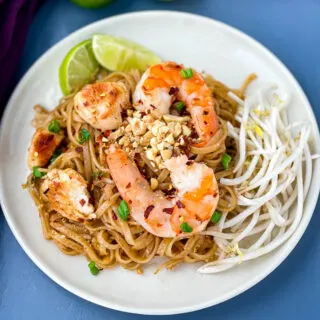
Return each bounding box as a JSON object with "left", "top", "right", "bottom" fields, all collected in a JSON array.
[{"left": 24, "top": 61, "right": 317, "bottom": 275}]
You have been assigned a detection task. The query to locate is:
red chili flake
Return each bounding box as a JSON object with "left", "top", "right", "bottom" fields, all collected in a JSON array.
[
  {"left": 163, "top": 207, "right": 174, "bottom": 215},
  {"left": 78, "top": 218, "right": 84, "bottom": 223},
  {"left": 172, "top": 148, "right": 180, "bottom": 157},
  {"left": 83, "top": 101, "right": 89, "bottom": 107},
  {"left": 109, "top": 89, "right": 117, "bottom": 96},
  {"left": 53, "top": 181, "right": 60, "bottom": 188},
  {"left": 138, "top": 99, "right": 142, "bottom": 104},
  {"left": 186, "top": 160, "right": 193, "bottom": 166},
  {"left": 128, "top": 200, "right": 132, "bottom": 204},
  {"left": 204, "top": 110, "right": 209, "bottom": 115},
  {"left": 144, "top": 205, "right": 155, "bottom": 219},
  {"left": 213, "top": 191, "right": 218, "bottom": 198},
  {"left": 164, "top": 187, "right": 176, "bottom": 197},
  {"left": 75, "top": 147, "right": 83, "bottom": 153},
  {"left": 121, "top": 109, "right": 127, "bottom": 118},
  {"left": 126, "top": 182, "right": 131, "bottom": 189},
  {"left": 181, "top": 108, "right": 189, "bottom": 116},
  {"left": 169, "top": 87, "right": 178, "bottom": 95},
  {"left": 204, "top": 121, "right": 208, "bottom": 125},
  {"left": 79, "top": 199, "right": 85, "bottom": 206},
  {"left": 96, "top": 135, "right": 103, "bottom": 143},
  {"left": 103, "top": 130, "right": 111, "bottom": 137},
  {"left": 112, "top": 212, "right": 118, "bottom": 220},
  {"left": 89, "top": 196, "right": 94, "bottom": 205},
  {"left": 140, "top": 111, "right": 146, "bottom": 117},
  {"left": 190, "top": 130, "right": 198, "bottom": 139},
  {"left": 150, "top": 104, "right": 156, "bottom": 110},
  {"left": 185, "top": 150, "right": 192, "bottom": 159},
  {"left": 176, "top": 200, "right": 185, "bottom": 208}
]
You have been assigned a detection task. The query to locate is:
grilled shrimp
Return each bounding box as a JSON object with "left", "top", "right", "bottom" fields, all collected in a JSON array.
[
  {"left": 28, "top": 128, "right": 64, "bottom": 168},
  {"left": 133, "top": 62, "right": 219, "bottom": 146},
  {"left": 106, "top": 147, "right": 219, "bottom": 237},
  {"left": 40, "top": 168, "right": 95, "bottom": 222},
  {"left": 74, "top": 82, "right": 129, "bottom": 131}
]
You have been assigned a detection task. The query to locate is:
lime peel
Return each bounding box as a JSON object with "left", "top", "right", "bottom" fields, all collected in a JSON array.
[{"left": 59, "top": 39, "right": 99, "bottom": 95}]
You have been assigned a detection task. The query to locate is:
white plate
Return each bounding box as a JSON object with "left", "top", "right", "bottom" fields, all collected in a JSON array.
[{"left": 0, "top": 11, "right": 319, "bottom": 315}]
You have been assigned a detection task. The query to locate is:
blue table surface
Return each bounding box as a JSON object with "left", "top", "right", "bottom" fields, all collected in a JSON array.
[{"left": 1, "top": 0, "right": 320, "bottom": 319}]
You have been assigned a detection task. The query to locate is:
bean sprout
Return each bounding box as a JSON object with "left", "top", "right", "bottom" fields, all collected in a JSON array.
[{"left": 199, "top": 86, "right": 319, "bottom": 274}]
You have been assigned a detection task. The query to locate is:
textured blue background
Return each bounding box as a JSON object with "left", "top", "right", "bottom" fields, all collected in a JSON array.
[{"left": 1, "top": 0, "right": 320, "bottom": 319}]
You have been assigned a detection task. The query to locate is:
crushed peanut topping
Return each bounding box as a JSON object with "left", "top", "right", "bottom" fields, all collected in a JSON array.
[{"left": 102, "top": 110, "right": 196, "bottom": 169}]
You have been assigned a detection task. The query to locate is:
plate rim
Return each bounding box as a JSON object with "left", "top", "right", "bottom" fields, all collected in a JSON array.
[{"left": 0, "top": 10, "right": 319, "bottom": 315}]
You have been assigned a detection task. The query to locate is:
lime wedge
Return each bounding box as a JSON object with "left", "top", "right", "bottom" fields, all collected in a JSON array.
[
  {"left": 92, "top": 34, "right": 161, "bottom": 72},
  {"left": 59, "top": 40, "right": 100, "bottom": 95},
  {"left": 71, "top": 0, "right": 113, "bottom": 9}
]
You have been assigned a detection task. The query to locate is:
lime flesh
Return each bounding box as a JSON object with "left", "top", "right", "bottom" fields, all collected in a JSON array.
[
  {"left": 92, "top": 34, "right": 161, "bottom": 72},
  {"left": 71, "top": 0, "right": 113, "bottom": 9}
]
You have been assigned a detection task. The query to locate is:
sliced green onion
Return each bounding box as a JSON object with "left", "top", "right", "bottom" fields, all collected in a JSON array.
[
  {"left": 211, "top": 210, "right": 222, "bottom": 224},
  {"left": 117, "top": 200, "right": 130, "bottom": 221},
  {"left": 78, "top": 128, "right": 90, "bottom": 144},
  {"left": 49, "top": 148, "right": 62, "bottom": 164},
  {"left": 221, "top": 153, "right": 232, "bottom": 170},
  {"left": 32, "top": 166, "right": 46, "bottom": 178},
  {"left": 175, "top": 101, "right": 185, "bottom": 112},
  {"left": 180, "top": 221, "right": 193, "bottom": 233},
  {"left": 48, "top": 119, "right": 61, "bottom": 133},
  {"left": 180, "top": 68, "right": 193, "bottom": 79},
  {"left": 88, "top": 261, "right": 100, "bottom": 275},
  {"left": 92, "top": 171, "right": 104, "bottom": 180}
]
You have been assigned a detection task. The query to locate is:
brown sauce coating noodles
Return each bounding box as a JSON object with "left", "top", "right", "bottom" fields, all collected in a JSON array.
[{"left": 25, "top": 69, "right": 255, "bottom": 273}]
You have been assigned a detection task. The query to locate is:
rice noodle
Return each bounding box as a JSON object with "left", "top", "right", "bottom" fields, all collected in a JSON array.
[{"left": 26, "top": 70, "right": 253, "bottom": 273}]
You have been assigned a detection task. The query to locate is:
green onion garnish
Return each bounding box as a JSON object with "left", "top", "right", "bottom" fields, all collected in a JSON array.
[
  {"left": 211, "top": 210, "right": 222, "bottom": 224},
  {"left": 78, "top": 128, "right": 90, "bottom": 144},
  {"left": 88, "top": 261, "right": 100, "bottom": 275},
  {"left": 180, "top": 221, "right": 193, "bottom": 233},
  {"left": 49, "top": 148, "right": 62, "bottom": 164},
  {"left": 48, "top": 119, "right": 61, "bottom": 133},
  {"left": 221, "top": 153, "right": 232, "bottom": 170},
  {"left": 32, "top": 166, "right": 46, "bottom": 178},
  {"left": 175, "top": 101, "right": 185, "bottom": 112},
  {"left": 92, "top": 171, "right": 104, "bottom": 180},
  {"left": 180, "top": 68, "right": 193, "bottom": 79},
  {"left": 117, "top": 200, "right": 130, "bottom": 221}
]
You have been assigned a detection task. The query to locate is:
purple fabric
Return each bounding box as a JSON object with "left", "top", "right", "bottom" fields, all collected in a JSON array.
[{"left": 0, "top": 0, "right": 43, "bottom": 109}]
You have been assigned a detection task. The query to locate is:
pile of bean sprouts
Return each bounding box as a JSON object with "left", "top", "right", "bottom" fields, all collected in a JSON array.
[{"left": 199, "top": 86, "right": 318, "bottom": 273}]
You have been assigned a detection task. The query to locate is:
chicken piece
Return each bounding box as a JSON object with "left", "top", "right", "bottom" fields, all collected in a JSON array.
[
  {"left": 74, "top": 82, "right": 129, "bottom": 131},
  {"left": 40, "top": 168, "right": 95, "bottom": 222},
  {"left": 28, "top": 128, "right": 63, "bottom": 168}
]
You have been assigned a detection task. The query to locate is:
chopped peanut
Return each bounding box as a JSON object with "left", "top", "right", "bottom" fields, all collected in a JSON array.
[
  {"left": 160, "top": 149, "right": 172, "bottom": 160},
  {"left": 150, "top": 178, "right": 158, "bottom": 190},
  {"left": 164, "top": 133, "right": 175, "bottom": 145},
  {"left": 182, "top": 125, "right": 192, "bottom": 136}
]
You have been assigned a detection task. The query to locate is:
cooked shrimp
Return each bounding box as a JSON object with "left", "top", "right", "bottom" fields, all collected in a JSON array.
[
  {"left": 106, "top": 147, "right": 219, "bottom": 237},
  {"left": 133, "top": 62, "right": 219, "bottom": 146},
  {"left": 74, "top": 82, "right": 129, "bottom": 131},
  {"left": 40, "top": 168, "right": 95, "bottom": 222},
  {"left": 28, "top": 128, "right": 64, "bottom": 168}
]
